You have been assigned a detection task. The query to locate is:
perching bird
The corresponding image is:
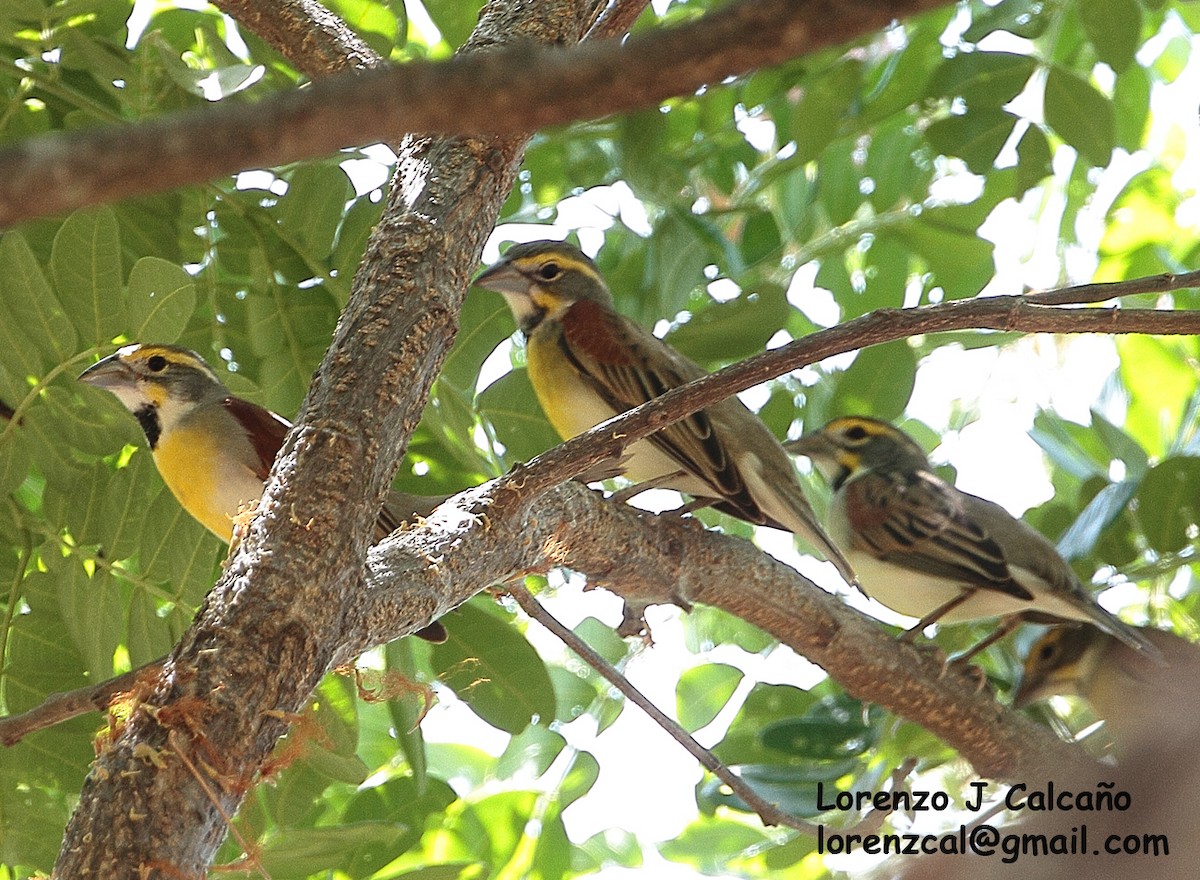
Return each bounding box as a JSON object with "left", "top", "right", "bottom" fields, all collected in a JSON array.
[
  {"left": 474, "top": 239, "right": 856, "bottom": 586},
  {"left": 1014, "top": 625, "right": 1200, "bottom": 751},
  {"left": 790, "top": 416, "right": 1155, "bottom": 655},
  {"left": 79, "top": 342, "right": 446, "bottom": 642}
]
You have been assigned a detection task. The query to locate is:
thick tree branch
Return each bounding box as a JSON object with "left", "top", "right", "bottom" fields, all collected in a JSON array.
[
  {"left": 211, "top": 0, "right": 384, "bottom": 75},
  {"left": 51, "top": 0, "right": 588, "bottom": 875},
  {"left": 0, "top": 0, "right": 949, "bottom": 227},
  {"left": 356, "top": 480, "right": 1090, "bottom": 781}
]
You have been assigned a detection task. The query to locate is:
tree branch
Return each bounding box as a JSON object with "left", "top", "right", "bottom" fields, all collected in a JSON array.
[
  {"left": 356, "top": 480, "right": 1092, "bottom": 781},
  {"left": 1026, "top": 268, "right": 1200, "bottom": 305},
  {"left": 211, "top": 0, "right": 383, "bottom": 75},
  {"left": 51, "top": 0, "right": 587, "bottom": 873},
  {"left": 508, "top": 583, "right": 823, "bottom": 833},
  {"left": 0, "top": 0, "right": 949, "bottom": 227},
  {"left": 514, "top": 298, "right": 1200, "bottom": 499}
]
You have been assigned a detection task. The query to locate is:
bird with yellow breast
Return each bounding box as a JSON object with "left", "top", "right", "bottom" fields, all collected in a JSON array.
[
  {"left": 80, "top": 342, "right": 446, "bottom": 642},
  {"left": 474, "top": 239, "right": 856, "bottom": 587}
]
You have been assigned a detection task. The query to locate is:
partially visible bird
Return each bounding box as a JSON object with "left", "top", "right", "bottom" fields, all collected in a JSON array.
[
  {"left": 79, "top": 342, "right": 447, "bottom": 642},
  {"left": 473, "top": 240, "right": 856, "bottom": 586},
  {"left": 790, "top": 416, "right": 1156, "bottom": 655},
  {"left": 1014, "top": 625, "right": 1200, "bottom": 751}
]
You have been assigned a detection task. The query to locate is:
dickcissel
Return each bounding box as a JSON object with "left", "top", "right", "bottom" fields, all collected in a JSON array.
[
  {"left": 473, "top": 239, "right": 856, "bottom": 586},
  {"left": 791, "top": 416, "right": 1155, "bottom": 655},
  {"left": 1014, "top": 625, "right": 1200, "bottom": 750},
  {"left": 79, "top": 342, "right": 447, "bottom": 642}
]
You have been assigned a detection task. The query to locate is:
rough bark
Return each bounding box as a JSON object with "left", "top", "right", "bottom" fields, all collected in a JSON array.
[
  {"left": 356, "top": 479, "right": 1091, "bottom": 782},
  {"left": 0, "top": 0, "right": 950, "bottom": 228},
  {"left": 51, "top": 0, "right": 589, "bottom": 875}
]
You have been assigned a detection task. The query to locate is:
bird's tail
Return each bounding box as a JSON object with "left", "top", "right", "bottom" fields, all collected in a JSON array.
[
  {"left": 1083, "top": 602, "right": 1164, "bottom": 663},
  {"left": 754, "top": 475, "right": 859, "bottom": 589}
]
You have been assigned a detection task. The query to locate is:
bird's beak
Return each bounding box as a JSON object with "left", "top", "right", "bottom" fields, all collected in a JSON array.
[
  {"left": 1011, "top": 674, "right": 1056, "bottom": 710},
  {"left": 786, "top": 432, "right": 836, "bottom": 461},
  {"left": 473, "top": 260, "right": 529, "bottom": 297},
  {"left": 78, "top": 352, "right": 134, "bottom": 392}
]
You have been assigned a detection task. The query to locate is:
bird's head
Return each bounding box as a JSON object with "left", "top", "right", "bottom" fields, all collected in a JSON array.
[
  {"left": 1012, "top": 625, "right": 1103, "bottom": 708},
  {"left": 79, "top": 343, "right": 228, "bottom": 446},
  {"left": 790, "top": 416, "right": 930, "bottom": 488},
  {"left": 474, "top": 240, "right": 614, "bottom": 334}
]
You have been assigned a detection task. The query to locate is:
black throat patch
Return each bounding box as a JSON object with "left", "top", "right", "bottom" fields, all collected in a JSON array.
[{"left": 134, "top": 404, "right": 161, "bottom": 450}]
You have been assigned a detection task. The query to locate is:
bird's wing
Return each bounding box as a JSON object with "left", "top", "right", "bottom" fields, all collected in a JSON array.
[
  {"left": 222, "top": 397, "right": 291, "bottom": 482},
  {"left": 558, "top": 299, "right": 764, "bottom": 520},
  {"left": 844, "top": 469, "right": 1035, "bottom": 601},
  {"left": 963, "top": 492, "right": 1161, "bottom": 655}
]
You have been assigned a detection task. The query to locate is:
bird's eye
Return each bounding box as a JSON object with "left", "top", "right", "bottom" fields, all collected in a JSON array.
[
  {"left": 147, "top": 355, "right": 168, "bottom": 372},
  {"left": 538, "top": 261, "right": 561, "bottom": 281},
  {"left": 1039, "top": 643, "right": 1056, "bottom": 661},
  {"left": 845, "top": 425, "right": 869, "bottom": 442}
]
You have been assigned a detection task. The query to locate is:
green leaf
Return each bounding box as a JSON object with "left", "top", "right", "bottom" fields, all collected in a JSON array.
[
  {"left": 384, "top": 638, "right": 429, "bottom": 792},
  {"left": 715, "top": 683, "right": 819, "bottom": 765},
  {"left": 926, "top": 110, "right": 1016, "bottom": 174},
  {"left": 925, "top": 51, "right": 1037, "bottom": 107},
  {"left": 496, "top": 724, "right": 565, "bottom": 779},
  {"left": 49, "top": 557, "right": 125, "bottom": 681},
  {"left": 1043, "top": 66, "right": 1115, "bottom": 167},
  {"left": 1112, "top": 63, "right": 1151, "bottom": 152},
  {"left": 0, "top": 230, "right": 77, "bottom": 369},
  {"left": 548, "top": 665, "right": 598, "bottom": 723},
  {"left": 789, "top": 60, "right": 863, "bottom": 163},
  {"left": 1136, "top": 458, "right": 1200, "bottom": 552},
  {"left": 1080, "top": 0, "right": 1141, "bottom": 73},
  {"left": 573, "top": 615, "right": 630, "bottom": 665},
  {"left": 826, "top": 341, "right": 917, "bottom": 422},
  {"left": 676, "top": 663, "right": 743, "bottom": 732},
  {"left": 816, "top": 137, "right": 864, "bottom": 227},
  {"left": 430, "top": 601, "right": 556, "bottom": 734},
  {"left": 760, "top": 699, "right": 881, "bottom": 760},
  {"left": 277, "top": 164, "right": 352, "bottom": 260},
  {"left": 865, "top": 119, "right": 931, "bottom": 212},
  {"left": 255, "top": 822, "right": 413, "bottom": 877},
  {"left": 682, "top": 604, "right": 775, "bottom": 655},
  {"left": 340, "top": 777, "right": 457, "bottom": 875},
  {"left": 1057, "top": 479, "right": 1139, "bottom": 561},
  {"left": 963, "top": 0, "right": 1052, "bottom": 40},
  {"left": 441, "top": 291, "right": 513, "bottom": 394},
  {"left": 666, "top": 284, "right": 791, "bottom": 365},
  {"left": 1015, "top": 124, "right": 1052, "bottom": 194},
  {"left": 660, "top": 815, "right": 772, "bottom": 873},
  {"left": 127, "top": 257, "right": 196, "bottom": 342},
  {"left": 51, "top": 206, "right": 126, "bottom": 344}
]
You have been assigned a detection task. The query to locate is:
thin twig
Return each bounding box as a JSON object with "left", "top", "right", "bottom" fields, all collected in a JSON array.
[
  {"left": 0, "top": 660, "right": 165, "bottom": 746},
  {"left": 1026, "top": 269, "right": 1200, "bottom": 305},
  {"left": 509, "top": 584, "right": 919, "bottom": 834},
  {"left": 507, "top": 583, "right": 819, "bottom": 831}
]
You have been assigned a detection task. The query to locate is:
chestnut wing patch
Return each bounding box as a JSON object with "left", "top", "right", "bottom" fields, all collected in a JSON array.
[
  {"left": 845, "top": 469, "right": 1033, "bottom": 600},
  {"left": 559, "top": 300, "right": 762, "bottom": 518},
  {"left": 223, "top": 397, "right": 291, "bottom": 482}
]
